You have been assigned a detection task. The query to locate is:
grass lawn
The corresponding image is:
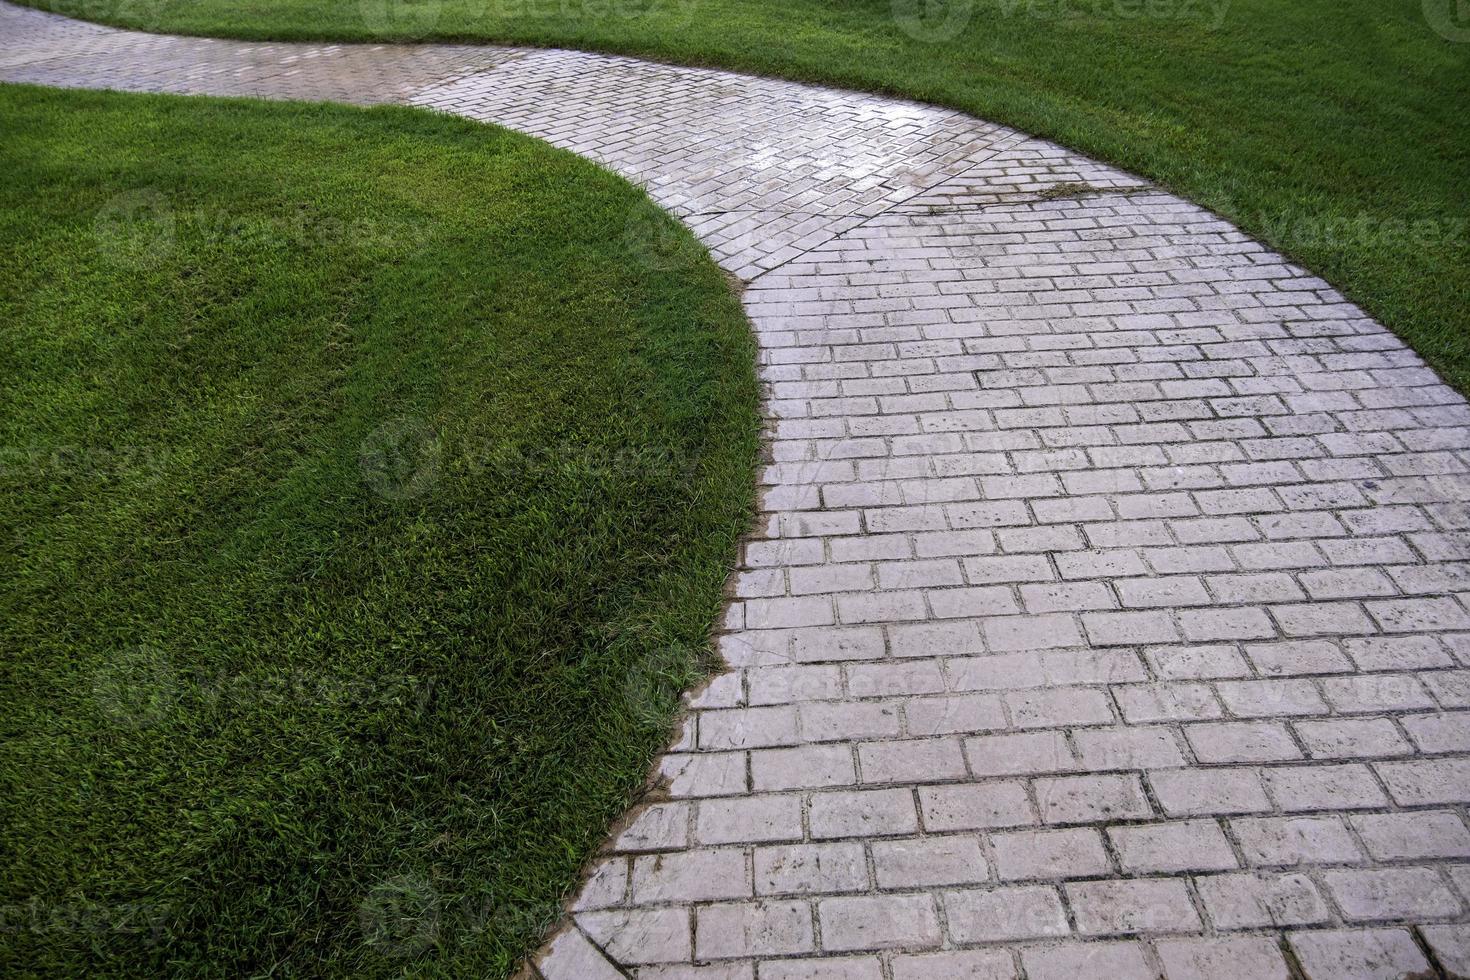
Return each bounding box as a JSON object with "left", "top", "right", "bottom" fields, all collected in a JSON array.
[
  {"left": 21, "top": 0, "right": 1470, "bottom": 393},
  {"left": 0, "top": 83, "right": 758, "bottom": 976}
]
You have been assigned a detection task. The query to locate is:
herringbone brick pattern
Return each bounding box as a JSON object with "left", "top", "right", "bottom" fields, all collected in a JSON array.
[{"left": 5, "top": 4, "right": 1469, "bottom": 975}]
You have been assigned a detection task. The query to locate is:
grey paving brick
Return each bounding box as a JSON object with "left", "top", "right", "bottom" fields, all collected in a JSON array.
[
  {"left": 1186, "top": 721, "right": 1302, "bottom": 763},
  {"left": 1148, "top": 768, "right": 1271, "bottom": 816},
  {"left": 1194, "top": 871, "right": 1329, "bottom": 929},
  {"left": 858, "top": 737, "right": 965, "bottom": 784},
  {"left": 694, "top": 900, "right": 815, "bottom": 959},
  {"left": 892, "top": 949, "right": 1015, "bottom": 980},
  {"left": 1109, "top": 819, "right": 1238, "bottom": 873},
  {"left": 1322, "top": 867, "right": 1462, "bottom": 921},
  {"left": 1350, "top": 809, "right": 1470, "bottom": 860},
  {"left": 753, "top": 744, "right": 856, "bottom": 792},
  {"left": 1033, "top": 774, "right": 1152, "bottom": 824},
  {"left": 918, "top": 782, "right": 1035, "bottom": 831},
  {"left": 632, "top": 848, "right": 751, "bottom": 904},
  {"left": 697, "top": 796, "right": 803, "bottom": 845},
  {"left": 990, "top": 827, "right": 1111, "bottom": 880},
  {"left": 578, "top": 908, "right": 692, "bottom": 964},
  {"left": 755, "top": 842, "right": 868, "bottom": 896},
  {"left": 1288, "top": 928, "right": 1431, "bottom": 980},
  {"left": 1065, "top": 879, "right": 1202, "bottom": 935},
  {"left": 808, "top": 788, "right": 918, "bottom": 839},
  {"left": 1374, "top": 757, "right": 1470, "bottom": 805},
  {"left": 1262, "top": 763, "right": 1389, "bottom": 811},
  {"left": 943, "top": 885, "right": 1069, "bottom": 942},
  {"left": 818, "top": 894, "right": 941, "bottom": 951},
  {"left": 870, "top": 836, "right": 989, "bottom": 888},
  {"left": 1020, "top": 941, "right": 1151, "bottom": 980},
  {"left": 1231, "top": 815, "right": 1365, "bottom": 867}
]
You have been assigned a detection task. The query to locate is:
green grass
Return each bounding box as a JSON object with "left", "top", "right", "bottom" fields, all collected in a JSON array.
[
  {"left": 22, "top": 0, "right": 1470, "bottom": 391},
  {"left": 0, "top": 84, "right": 759, "bottom": 976}
]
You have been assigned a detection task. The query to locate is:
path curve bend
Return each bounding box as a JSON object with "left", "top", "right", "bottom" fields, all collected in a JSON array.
[{"left": 6, "top": 5, "right": 1470, "bottom": 976}]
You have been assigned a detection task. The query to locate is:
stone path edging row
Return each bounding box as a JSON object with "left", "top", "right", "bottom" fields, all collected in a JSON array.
[{"left": 6, "top": 5, "right": 1470, "bottom": 977}]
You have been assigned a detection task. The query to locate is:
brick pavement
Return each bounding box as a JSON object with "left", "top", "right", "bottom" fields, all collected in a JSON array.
[{"left": 5, "top": 4, "right": 1470, "bottom": 975}]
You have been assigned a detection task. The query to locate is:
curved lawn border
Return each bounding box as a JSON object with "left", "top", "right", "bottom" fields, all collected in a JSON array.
[{"left": 0, "top": 82, "right": 759, "bottom": 977}]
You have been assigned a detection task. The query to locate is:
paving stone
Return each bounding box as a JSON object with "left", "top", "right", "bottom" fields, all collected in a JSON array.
[
  {"left": 1420, "top": 924, "right": 1470, "bottom": 978},
  {"left": 1194, "top": 871, "right": 1330, "bottom": 929},
  {"left": 538, "top": 927, "right": 623, "bottom": 980},
  {"left": 695, "top": 900, "right": 815, "bottom": 959},
  {"left": 1019, "top": 941, "right": 1151, "bottom": 980},
  {"left": 857, "top": 737, "right": 965, "bottom": 783},
  {"left": 632, "top": 848, "right": 752, "bottom": 903},
  {"left": 870, "top": 836, "right": 989, "bottom": 888},
  {"left": 943, "top": 886, "right": 1069, "bottom": 942},
  {"left": 808, "top": 788, "right": 918, "bottom": 839},
  {"left": 1350, "top": 809, "right": 1470, "bottom": 860},
  {"left": 759, "top": 958, "right": 879, "bottom": 980},
  {"left": 917, "top": 782, "right": 1035, "bottom": 831},
  {"left": 1034, "top": 774, "right": 1152, "bottom": 824},
  {"left": 752, "top": 744, "right": 856, "bottom": 791},
  {"left": 1148, "top": 768, "right": 1271, "bottom": 816},
  {"left": 1262, "top": 764, "right": 1389, "bottom": 811},
  {"left": 755, "top": 843, "right": 868, "bottom": 896},
  {"left": 1065, "top": 879, "right": 1202, "bottom": 935},
  {"left": 697, "top": 796, "right": 802, "bottom": 846},
  {"left": 1230, "top": 815, "right": 1365, "bottom": 867},
  {"left": 1107, "top": 820, "right": 1238, "bottom": 873},
  {"left": 1321, "top": 867, "right": 1462, "bottom": 921},
  {"left": 1375, "top": 756, "right": 1470, "bottom": 805},
  {"left": 990, "top": 827, "right": 1111, "bottom": 880},
  {"left": 817, "top": 894, "right": 941, "bottom": 951},
  {"left": 578, "top": 908, "right": 692, "bottom": 964},
  {"left": 1154, "top": 936, "right": 1290, "bottom": 980},
  {"left": 1288, "top": 928, "right": 1431, "bottom": 980},
  {"left": 892, "top": 949, "right": 1015, "bottom": 980}
]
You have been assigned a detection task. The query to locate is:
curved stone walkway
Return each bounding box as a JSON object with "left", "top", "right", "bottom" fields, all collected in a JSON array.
[{"left": 7, "top": 5, "right": 1470, "bottom": 976}]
